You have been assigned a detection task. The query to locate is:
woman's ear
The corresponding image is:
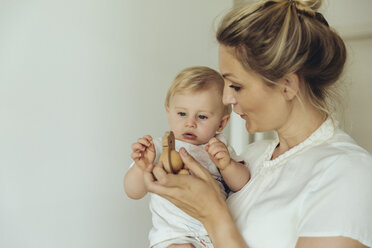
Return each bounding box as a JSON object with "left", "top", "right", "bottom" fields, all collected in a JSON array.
[
  {"left": 217, "top": 114, "right": 230, "bottom": 132},
  {"left": 281, "top": 73, "right": 300, "bottom": 101}
]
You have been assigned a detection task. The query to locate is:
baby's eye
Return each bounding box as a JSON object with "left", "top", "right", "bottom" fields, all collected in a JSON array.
[
  {"left": 229, "top": 84, "right": 241, "bottom": 92},
  {"left": 198, "top": 115, "right": 208, "bottom": 120},
  {"left": 177, "top": 112, "right": 186, "bottom": 117}
]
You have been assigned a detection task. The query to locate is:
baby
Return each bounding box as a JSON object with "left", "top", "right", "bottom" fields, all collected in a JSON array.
[{"left": 124, "top": 66, "right": 250, "bottom": 248}]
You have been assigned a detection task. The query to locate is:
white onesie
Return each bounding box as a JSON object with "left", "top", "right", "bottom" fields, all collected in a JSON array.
[{"left": 147, "top": 133, "right": 240, "bottom": 247}]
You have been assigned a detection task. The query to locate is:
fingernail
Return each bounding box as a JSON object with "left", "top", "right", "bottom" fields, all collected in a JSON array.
[{"left": 179, "top": 148, "right": 186, "bottom": 157}]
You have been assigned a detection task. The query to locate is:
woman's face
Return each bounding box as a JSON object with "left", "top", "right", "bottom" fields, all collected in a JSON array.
[{"left": 219, "top": 45, "right": 288, "bottom": 133}]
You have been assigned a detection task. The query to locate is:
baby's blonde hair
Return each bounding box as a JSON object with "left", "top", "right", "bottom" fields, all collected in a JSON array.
[
  {"left": 217, "top": 0, "right": 346, "bottom": 117},
  {"left": 165, "top": 66, "right": 231, "bottom": 115}
]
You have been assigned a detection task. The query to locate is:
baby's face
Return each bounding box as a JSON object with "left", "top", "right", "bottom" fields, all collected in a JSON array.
[{"left": 166, "top": 87, "right": 227, "bottom": 145}]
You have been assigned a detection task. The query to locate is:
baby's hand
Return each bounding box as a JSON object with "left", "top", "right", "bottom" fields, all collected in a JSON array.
[
  {"left": 205, "top": 137, "right": 231, "bottom": 171},
  {"left": 131, "top": 135, "right": 156, "bottom": 171}
]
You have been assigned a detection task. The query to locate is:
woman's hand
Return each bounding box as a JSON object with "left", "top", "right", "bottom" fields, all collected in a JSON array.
[{"left": 143, "top": 147, "right": 226, "bottom": 222}]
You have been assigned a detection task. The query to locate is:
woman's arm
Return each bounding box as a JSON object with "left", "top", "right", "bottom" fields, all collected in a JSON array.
[
  {"left": 143, "top": 148, "right": 248, "bottom": 248},
  {"left": 203, "top": 205, "right": 248, "bottom": 248}
]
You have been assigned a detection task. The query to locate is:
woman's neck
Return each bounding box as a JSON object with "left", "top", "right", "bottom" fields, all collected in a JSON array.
[{"left": 272, "top": 106, "right": 326, "bottom": 160}]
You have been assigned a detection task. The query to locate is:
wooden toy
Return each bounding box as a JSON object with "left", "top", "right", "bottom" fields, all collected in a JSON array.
[{"left": 158, "top": 131, "right": 189, "bottom": 175}]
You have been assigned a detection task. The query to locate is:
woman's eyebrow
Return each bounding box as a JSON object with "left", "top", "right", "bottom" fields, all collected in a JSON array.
[
  {"left": 222, "top": 73, "right": 241, "bottom": 83},
  {"left": 222, "top": 73, "right": 233, "bottom": 78},
  {"left": 222, "top": 73, "right": 239, "bottom": 80}
]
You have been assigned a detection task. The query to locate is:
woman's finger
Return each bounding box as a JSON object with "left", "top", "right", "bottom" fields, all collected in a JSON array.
[
  {"left": 143, "top": 164, "right": 165, "bottom": 192},
  {"left": 152, "top": 162, "right": 190, "bottom": 187},
  {"left": 143, "top": 163, "right": 181, "bottom": 199},
  {"left": 152, "top": 162, "right": 169, "bottom": 184}
]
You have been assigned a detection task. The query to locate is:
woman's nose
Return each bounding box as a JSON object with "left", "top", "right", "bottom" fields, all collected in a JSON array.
[{"left": 223, "top": 85, "right": 237, "bottom": 105}]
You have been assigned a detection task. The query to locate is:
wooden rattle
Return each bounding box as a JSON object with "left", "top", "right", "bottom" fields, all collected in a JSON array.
[{"left": 158, "top": 131, "right": 189, "bottom": 175}]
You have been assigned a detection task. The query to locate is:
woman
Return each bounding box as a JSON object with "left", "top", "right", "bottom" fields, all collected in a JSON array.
[{"left": 143, "top": 0, "right": 372, "bottom": 247}]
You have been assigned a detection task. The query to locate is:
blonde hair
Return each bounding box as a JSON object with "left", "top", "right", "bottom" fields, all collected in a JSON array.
[
  {"left": 165, "top": 66, "right": 231, "bottom": 115},
  {"left": 217, "top": 0, "right": 346, "bottom": 117}
]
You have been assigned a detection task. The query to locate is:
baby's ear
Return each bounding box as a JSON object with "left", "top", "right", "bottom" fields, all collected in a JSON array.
[{"left": 217, "top": 114, "right": 230, "bottom": 132}]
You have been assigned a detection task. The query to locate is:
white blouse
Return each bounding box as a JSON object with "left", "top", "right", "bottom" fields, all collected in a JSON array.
[{"left": 227, "top": 119, "right": 372, "bottom": 248}]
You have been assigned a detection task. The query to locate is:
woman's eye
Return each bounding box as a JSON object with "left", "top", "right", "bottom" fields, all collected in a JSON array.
[
  {"left": 198, "top": 115, "right": 208, "bottom": 120},
  {"left": 177, "top": 112, "right": 186, "bottom": 117},
  {"left": 229, "top": 84, "right": 241, "bottom": 92}
]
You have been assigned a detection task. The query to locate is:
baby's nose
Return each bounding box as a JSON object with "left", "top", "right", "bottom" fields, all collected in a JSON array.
[{"left": 185, "top": 117, "right": 197, "bottom": 128}]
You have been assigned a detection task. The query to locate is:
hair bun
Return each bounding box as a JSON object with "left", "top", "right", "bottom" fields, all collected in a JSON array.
[{"left": 295, "top": 0, "right": 322, "bottom": 12}]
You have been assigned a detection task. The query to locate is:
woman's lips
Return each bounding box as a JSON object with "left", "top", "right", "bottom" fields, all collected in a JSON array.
[{"left": 182, "top": 132, "right": 197, "bottom": 140}]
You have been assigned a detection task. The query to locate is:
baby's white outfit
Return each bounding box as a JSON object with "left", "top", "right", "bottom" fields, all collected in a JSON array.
[{"left": 148, "top": 134, "right": 240, "bottom": 248}]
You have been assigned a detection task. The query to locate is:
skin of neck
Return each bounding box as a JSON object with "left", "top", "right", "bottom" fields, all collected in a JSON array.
[{"left": 272, "top": 97, "right": 326, "bottom": 159}]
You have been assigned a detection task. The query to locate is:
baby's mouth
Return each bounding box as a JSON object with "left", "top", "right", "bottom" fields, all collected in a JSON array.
[{"left": 182, "top": 132, "right": 197, "bottom": 140}]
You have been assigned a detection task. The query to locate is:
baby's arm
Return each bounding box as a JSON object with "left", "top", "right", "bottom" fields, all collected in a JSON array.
[
  {"left": 124, "top": 135, "right": 156, "bottom": 199},
  {"left": 206, "top": 137, "right": 250, "bottom": 192}
]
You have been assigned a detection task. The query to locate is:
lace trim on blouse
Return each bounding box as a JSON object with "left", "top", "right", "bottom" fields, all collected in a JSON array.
[{"left": 262, "top": 118, "right": 336, "bottom": 168}]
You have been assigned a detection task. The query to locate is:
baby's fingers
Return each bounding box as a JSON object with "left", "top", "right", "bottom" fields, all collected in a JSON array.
[
  {"left": 137, "top": 137, "right": 152, "bottom": 147},
  {"left": 207, "top": 142, "right": 227, "bottom": 157},
  {"left": 130, "top": 151, "right": 143, "bottom": 160},
  {"left": 131, "top": 142, "right": 146, "bottom": 152},
  {"left": 143, "top": 135, "right": 153, "bottom": 143},
  {"left": 138, "top": 136, "right": 155, "bottom": 153},
  {"left": 213, "top": 150, "right": 229, "bottom": 160},
  {"left": 208, "top": 137, "right": 223, "bottom": 146}
]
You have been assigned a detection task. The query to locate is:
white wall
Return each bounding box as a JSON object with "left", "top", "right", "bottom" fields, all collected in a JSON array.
[
  {"left": 322, "top": 0, "right": 372, "bottom": 153},
  {"left": 342, "top": 38, "right": 372, "bottom": 153},
  {"left": 0, "top": 1, "right": 232, "bottom": 247}
]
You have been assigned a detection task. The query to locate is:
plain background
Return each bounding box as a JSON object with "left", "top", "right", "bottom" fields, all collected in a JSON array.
[
  {"left": 0, "top": 1, "right": 371, "bottom": 248},
  {"left": 0, "top": 1, "right": 231, "bottom": 247}
]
